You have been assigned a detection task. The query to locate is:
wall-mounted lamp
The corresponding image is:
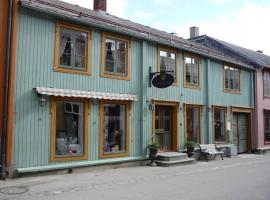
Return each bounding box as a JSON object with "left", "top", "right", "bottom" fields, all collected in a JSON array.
[
  {"left": 37, "top": 93, "right": 48, "bottom": 107},
  {"left": 92, "top": 98, "right": 99, "bottom": 105},
  {"left": 146, "top": 100, "right": 154, "bottom": 111},
  {"left": 206, "top": 106, "right": 212, "bottom": 112}
]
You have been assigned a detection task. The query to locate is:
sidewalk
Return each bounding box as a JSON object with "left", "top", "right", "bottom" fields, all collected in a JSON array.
[{"left": 1, "top": 154, "right": 270, "bottom": 200}]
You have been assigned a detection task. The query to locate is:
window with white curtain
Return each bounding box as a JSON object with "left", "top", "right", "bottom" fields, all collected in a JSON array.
[
  {"left": 59, "top": 28, "right": 88, "bottom": 71},
  {"left": 104, "top": 37, "right": 128, "bottom": 76}
]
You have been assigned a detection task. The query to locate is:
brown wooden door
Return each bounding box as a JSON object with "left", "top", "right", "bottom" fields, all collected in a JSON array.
[{"left": 155, "top": 106, "right": 172, "bottom": 151}]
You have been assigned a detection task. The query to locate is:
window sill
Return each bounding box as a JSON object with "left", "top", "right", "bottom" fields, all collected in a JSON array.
[
  {"left": 100, "top": 73, "right": 130, "bottom": 81},
  {"left": 53, "top": 66, "right": 91, "bottom": 76},
  {"left": 49, "top": 154, "right": 88, "bottom": 162},
  {"left": 223, "top": 89, "right": 241, "bottom": 94},
  {"left": 100, "top": 151, "right": 129, "bottom": 159},
  {"left": 184, "top": 84, "right": 200, "bottom": 90}
]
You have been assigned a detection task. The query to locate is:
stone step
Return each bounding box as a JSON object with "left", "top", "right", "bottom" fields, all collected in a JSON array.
[
  {"left": 155, "top": 158, "right": 195, "bottom": 167},
  {"left": 156, "top": 152, "right": 189, "bottom": 162}
]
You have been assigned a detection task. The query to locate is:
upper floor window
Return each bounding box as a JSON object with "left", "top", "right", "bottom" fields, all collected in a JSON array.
[
  {"left": 263, "top": 71, "right": 270, "bottom": 97},
  {"left": 54, "top": 21, "right": 91, "bottom": 75},
  {"left": 101, "top": 33, "right": 131, "bottom": 80},
  {"left": 158, "top": 47, "right": 178, "bottom": 84},
  {"left": 184, "top": 53, "right": 200, "bottom": 88},
  {"left": 224, "top": 65, "right": 240, "bottom": 92}
]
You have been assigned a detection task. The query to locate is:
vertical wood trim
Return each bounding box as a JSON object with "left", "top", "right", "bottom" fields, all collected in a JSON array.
[
  {"left": 0, "top": 0, "right": 9, "bottom": 137},
  {"left": 6, "top": 0, "right": 19, "bottom": 166}
]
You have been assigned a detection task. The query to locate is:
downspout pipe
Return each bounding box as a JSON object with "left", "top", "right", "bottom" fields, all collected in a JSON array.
[{"left": 1, "top": 0, "right": 14, "bottom": 180}]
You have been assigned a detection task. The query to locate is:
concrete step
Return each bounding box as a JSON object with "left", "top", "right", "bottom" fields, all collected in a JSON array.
[
  {"left": 155, "top": 158, "right": 195, "bottom": 167},
  {"left": 156, "top": 152, "right": 189, "bottom": 161}
]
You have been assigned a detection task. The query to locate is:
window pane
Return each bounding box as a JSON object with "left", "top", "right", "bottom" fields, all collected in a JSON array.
[
  {"left": 59, "top": 28, "right": 88, "bottom": 71},
  {"left": 186, "top": 106, "right": 200, "bottom": 143},
  {"left": 264, "top": 110, "right": 270, "bottom": 143},
  {"left": 103, "top": 104, "right": 126, "bottom": 153},
  {"left": 214, "top": 108, "right": 226, "bottom": 142},
  {"left": 74, "top": 32, "right": 87, "bottom": 69},
  {"left": 55, "top": 101, "right": 84, "bottom": 157},
  {"left": 185, "top": 56, "right": 199, "bottom": 85},
  {"left": 159, "top": 50, "right": 176, "bottom": 81},
  {"left": 105, "top": 38, "right": 128, "bottom": 76},
  {"left": 224, "top": 65, "right": 240, "bottom": 91},
  {"left": 264, "top": 72, "right": 270, "bottom": 97}
]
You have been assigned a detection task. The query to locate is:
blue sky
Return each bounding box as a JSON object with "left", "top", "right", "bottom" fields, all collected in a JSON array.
[{"left": 63, "top": 0, "right": 270, "bottom": 55}]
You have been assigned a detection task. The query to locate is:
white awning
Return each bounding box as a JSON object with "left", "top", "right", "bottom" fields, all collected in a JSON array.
[{"left": 34, "top": 87, "right": 139, "bottom": 101}]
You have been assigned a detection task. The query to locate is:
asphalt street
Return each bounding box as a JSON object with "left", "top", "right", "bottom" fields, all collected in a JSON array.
[{"left": 0, "top": 154, "right": 270, "bottom": 200}]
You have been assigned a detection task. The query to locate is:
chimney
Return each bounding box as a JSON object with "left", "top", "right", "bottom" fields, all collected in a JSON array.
[
  {"left": 190, "top": 26, "right": 199, "bottom": 38},
  {"left": 257, "top": 50, "right": 263, "bottom": 53},
  {"left": 94, "top": 0, "right": 107, "bottom": 12}
]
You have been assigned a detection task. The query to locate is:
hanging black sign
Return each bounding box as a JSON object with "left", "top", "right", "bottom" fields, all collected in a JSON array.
[{"left": 151, "top": 73, "right": 174, "bottom": 88}]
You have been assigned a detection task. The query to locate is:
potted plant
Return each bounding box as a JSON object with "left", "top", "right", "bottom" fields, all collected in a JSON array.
[
  {"left": 185, "top": 140, "right": 197, "bottom": 158},
  {"left": 147, "top": 143, "right": 160, "bottom": 166},
  {"left": 148, "top": 143, "right": 160, "bottom": 156}
]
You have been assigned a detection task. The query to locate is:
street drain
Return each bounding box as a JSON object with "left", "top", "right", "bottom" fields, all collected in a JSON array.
[{"left": 0, "top": 186, "right": 28, "bottom": 195}]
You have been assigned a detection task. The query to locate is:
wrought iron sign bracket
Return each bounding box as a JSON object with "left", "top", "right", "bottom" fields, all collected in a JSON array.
[{"left": 149, "top": 66, "right": 174, "bottom": 88}]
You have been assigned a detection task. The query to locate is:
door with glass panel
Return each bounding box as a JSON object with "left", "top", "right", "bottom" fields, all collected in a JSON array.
[
  {"left": 233, "top": 113, "right": 248, "bottom": 153},
  {"left": 155, "top": 106, "right": 172, "bottom": 151},
  {"left": 186, "top": 105, "right": 201, "bottom": 144}
]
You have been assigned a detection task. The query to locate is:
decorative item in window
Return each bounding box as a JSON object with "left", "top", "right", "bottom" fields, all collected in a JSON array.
[
  {"left": 103, "top": 104, "right": 126, "bottom": 153},
  {"left": 55, "top": 101, "right": 84, "bottom": 156},
  {"left": 101, "top": 33, "right": 130, "bottom": 80},
  {"left": 100, "top": 101, "right": 130, "bottom": 158}
]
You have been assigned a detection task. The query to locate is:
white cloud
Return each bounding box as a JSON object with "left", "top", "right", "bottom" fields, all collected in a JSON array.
[
  {"left": 152, "top": 0, "right": 177, "bottom": 5},
  {"left": 127, "top": 10, "right": 154, "bottom": 21},
  {"left": 173, "top": 2, "right": 270, "bottom": 55},
  {"left": 209, "top": 0, "right": 232, "bottom": 4}
]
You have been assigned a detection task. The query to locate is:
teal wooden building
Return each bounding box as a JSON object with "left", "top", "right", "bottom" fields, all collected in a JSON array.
[{"left": 1, "top": 0, "right": 256, "bottom": 175}]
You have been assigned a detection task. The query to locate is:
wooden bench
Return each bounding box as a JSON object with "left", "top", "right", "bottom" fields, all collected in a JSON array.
[{"left": 198, "top": 144, "right": 224, "bottom": 161}]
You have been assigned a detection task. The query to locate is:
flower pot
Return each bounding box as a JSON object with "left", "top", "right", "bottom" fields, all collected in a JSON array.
[
  {"left": 149, "top": 148, "right": 158, "bottom": 156},
  {"left": 187, "top": 146, "right": 194, "bottom": 158}
]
